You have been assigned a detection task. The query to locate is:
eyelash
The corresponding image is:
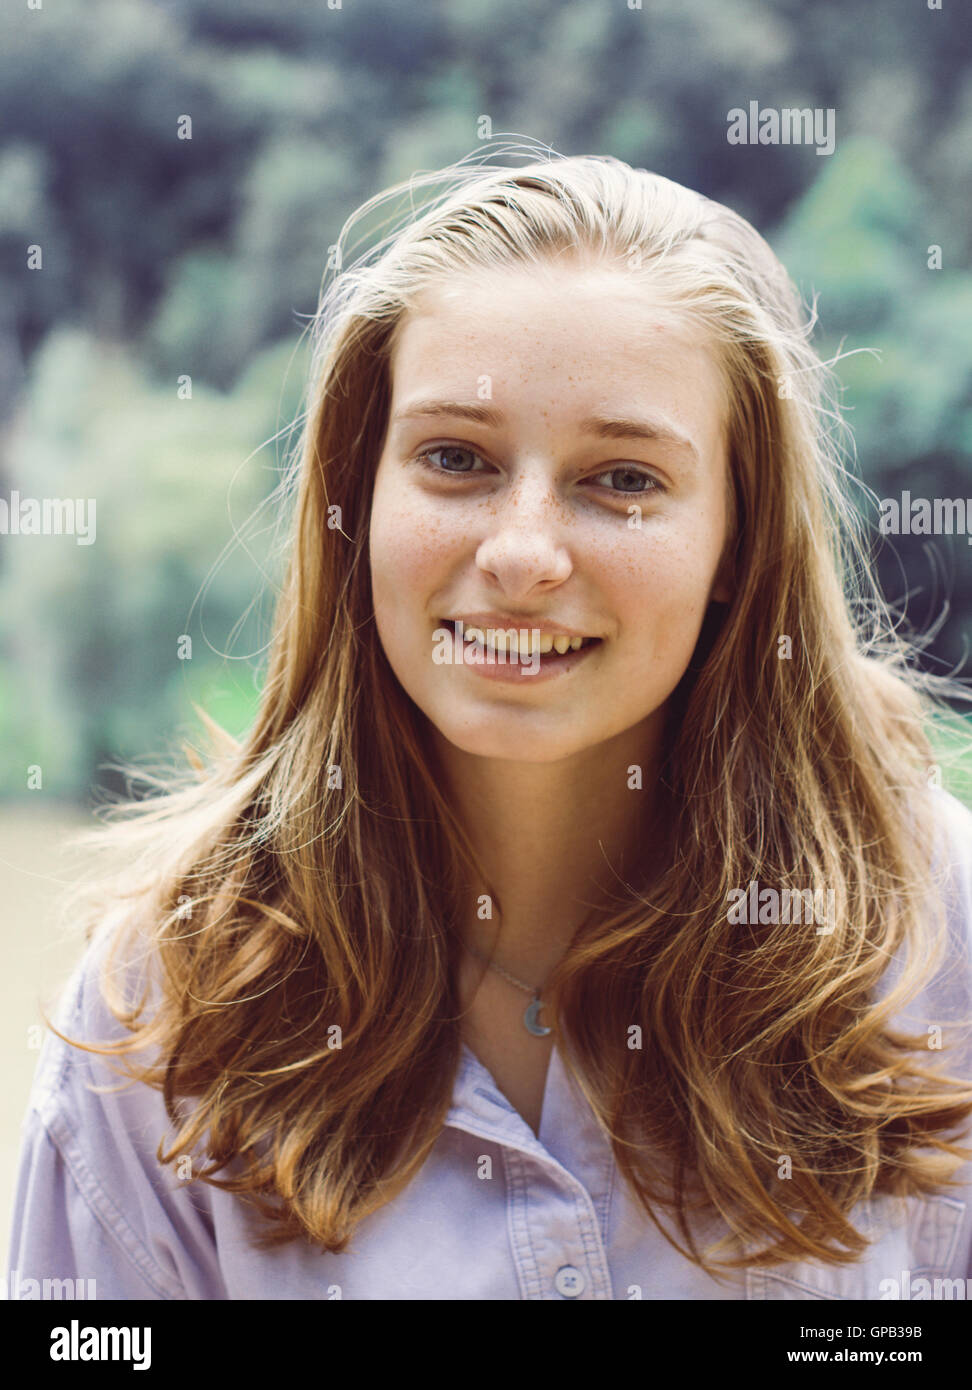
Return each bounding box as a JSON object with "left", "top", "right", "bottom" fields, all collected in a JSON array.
[{"left": 412, "top": 445, "right": 667, "bottom": 497}]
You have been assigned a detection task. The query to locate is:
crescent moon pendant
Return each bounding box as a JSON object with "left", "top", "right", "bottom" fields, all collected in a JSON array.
[{"left": 524, "top": 998, "right": 552, "bottom": 1037}]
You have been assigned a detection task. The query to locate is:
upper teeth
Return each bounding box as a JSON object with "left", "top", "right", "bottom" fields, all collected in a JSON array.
[{"left": 459, "top": 626, "right": 588, "bottom": 655}]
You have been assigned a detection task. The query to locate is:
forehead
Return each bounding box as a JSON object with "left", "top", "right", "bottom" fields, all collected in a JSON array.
[{"left": 388, "top": 260, "right": 727, "bottom": 452}]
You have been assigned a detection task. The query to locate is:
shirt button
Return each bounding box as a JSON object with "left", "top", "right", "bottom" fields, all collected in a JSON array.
[{"left": 553, "top": 1265, "right": 586, "bottom": 1298}]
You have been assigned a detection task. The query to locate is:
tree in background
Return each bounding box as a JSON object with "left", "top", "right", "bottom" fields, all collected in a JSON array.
[{"left": 1, "top": 0, "right": 970, "bottom": 798}]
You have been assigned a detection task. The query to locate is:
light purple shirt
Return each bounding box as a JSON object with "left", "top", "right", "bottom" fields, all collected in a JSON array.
[{"left": 8, "top": 787, "right": 972, "bottom": 1300}]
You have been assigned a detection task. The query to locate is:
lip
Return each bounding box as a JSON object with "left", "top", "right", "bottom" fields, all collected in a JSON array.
[
  {"left": 438, "top": 621, "right": 603, "bottom": 684},
  {"left": 442, "top": 612, "right": 598, "bottom": 640}
]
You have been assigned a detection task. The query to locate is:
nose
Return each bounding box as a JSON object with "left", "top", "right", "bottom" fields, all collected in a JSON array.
[{"left": 473, "top": 467, "right": 573, "bottom": 597}]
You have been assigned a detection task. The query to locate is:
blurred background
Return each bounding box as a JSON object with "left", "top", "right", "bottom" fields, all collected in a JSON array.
[{"left": 2, "top": 0, "right": 972, "bottom": 1262}]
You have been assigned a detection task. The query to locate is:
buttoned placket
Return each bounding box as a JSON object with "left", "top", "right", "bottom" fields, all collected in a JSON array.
[{"left": 445, "top": 1044, "right": 616, "bottom": 1300}]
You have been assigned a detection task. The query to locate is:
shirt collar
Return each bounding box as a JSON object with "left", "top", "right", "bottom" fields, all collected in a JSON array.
[{"left": 445, "top": 1041, "right": 616, "bottom": 1211}]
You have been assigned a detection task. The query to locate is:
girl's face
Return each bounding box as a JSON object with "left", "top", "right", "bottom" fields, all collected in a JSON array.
[{"left": 368, "top": 258, "right": 732, "bottom": 764}]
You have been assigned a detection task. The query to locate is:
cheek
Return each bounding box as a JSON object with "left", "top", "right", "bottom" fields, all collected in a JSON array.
[
  {"left": 369, "top": 475, "right": 458, "bottom": 615},
  {"left": 606, "top": 529, "right": 720, "bottom": 654}
]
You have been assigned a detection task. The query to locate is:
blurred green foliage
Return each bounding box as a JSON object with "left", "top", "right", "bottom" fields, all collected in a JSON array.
[
  {"left": 0, "top": 330, "right": 306, "bottom": 795},
  {"left": 1, "top": 0, "right": 971, "bottom": 801}
]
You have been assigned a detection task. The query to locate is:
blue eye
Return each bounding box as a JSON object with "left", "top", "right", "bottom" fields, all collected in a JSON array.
[
  {"left": 415, "top": 446, "right": 488, "bottom": 475},
  {"left": 589, "top": 466, "right": 665, "bottom": 495},
  {"left": 413, "top": 446, "right": 665, "bottom": 497}
]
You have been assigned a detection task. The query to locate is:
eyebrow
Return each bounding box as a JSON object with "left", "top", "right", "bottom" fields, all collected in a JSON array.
[{"left": 389, "top": 399, "right": 700, "bottom": 463}]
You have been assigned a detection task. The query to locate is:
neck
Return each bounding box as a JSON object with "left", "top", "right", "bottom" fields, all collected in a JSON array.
[{"left": 430, "top": 712, "right": 668, "bottom": 984}]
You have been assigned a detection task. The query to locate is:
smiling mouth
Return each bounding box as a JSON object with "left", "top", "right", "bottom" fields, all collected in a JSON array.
[{"left": 441, "top": 620, "right": 603, "bottom": 661}]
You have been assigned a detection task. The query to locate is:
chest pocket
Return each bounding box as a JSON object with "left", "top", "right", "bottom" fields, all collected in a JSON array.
[{"left": 744, "top": 1194, "right": 967, "bottom": 1300}]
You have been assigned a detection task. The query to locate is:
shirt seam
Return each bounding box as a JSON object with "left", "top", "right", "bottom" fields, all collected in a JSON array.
[
  {"left": 565, "top": 1168, "right": 614, "bottom": 1300},
  {"left": 598, "top": 1143, "right": 616, "bottom": 1247},
  {"left": 504, "top": 1148, "right": 544, "bottom": 1299},
  {"left": 35, "top": 1099, "right": 186, "bottom": 1301}
]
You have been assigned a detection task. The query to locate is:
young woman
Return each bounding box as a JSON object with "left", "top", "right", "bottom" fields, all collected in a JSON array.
[{"left": 9, "top": 145, "right": 972, "bottom": 1301}]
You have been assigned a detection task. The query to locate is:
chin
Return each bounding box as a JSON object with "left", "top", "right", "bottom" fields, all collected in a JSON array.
[{"left": 428, "top": 710, "right": 591, "bottom": 764}]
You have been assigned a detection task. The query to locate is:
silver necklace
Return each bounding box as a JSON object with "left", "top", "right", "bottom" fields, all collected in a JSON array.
[{"left": 466, "top": 947, "right": 552, "bottom": 1037}]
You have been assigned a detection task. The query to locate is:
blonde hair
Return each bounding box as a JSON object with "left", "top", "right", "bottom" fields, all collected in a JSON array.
[{"left": 53, "top": 140, "right": 972, "bottom": 1276}]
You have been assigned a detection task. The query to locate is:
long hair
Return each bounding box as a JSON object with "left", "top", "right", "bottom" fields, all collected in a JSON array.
[{"left": 51, "top": 139, "right": 972, "bottom": 1275}]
